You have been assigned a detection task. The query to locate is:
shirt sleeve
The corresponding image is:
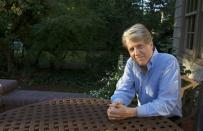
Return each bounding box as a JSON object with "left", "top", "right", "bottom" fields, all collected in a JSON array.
[
  {"left": 136, "top": 57, "right": 181, "bottom": 117},
  {"left": 111, "top": 59, "right": 136, "bottom": 105}
]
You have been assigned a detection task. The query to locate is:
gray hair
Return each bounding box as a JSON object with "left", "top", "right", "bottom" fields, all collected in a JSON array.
[{"left": 122, "top": 23, "right": 153, "bottom": 48}]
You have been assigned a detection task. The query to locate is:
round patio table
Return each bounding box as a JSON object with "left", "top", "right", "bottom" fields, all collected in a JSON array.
[{"left": 0, "top": 98, "right": 182, "bottom": 131}]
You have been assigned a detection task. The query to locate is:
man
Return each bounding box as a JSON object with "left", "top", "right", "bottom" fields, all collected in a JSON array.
[{"left": 107, "top": 23, "right": 182, "bottom": 120}]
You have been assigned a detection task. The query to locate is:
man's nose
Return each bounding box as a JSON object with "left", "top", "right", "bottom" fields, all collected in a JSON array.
[{"left": 132, "top": 48, "right": 140, "bottom": 55}]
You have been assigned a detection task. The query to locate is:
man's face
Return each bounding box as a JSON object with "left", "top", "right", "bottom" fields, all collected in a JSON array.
[{"left": 126, "top": 39, "right": 153, "bottom": 66}]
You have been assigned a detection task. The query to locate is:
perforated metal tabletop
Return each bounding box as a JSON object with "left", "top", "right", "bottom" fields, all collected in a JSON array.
[{"left": 0, "top": 98, "right": 182, "bottom": 131}]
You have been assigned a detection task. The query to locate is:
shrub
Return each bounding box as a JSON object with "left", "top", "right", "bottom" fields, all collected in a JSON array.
[{"left": 89, "top": 56, "right": 124, "bottom": 99}]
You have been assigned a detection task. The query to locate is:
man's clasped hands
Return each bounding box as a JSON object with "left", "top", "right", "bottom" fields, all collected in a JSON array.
[{"left": 107, "top": 102, "right": 137, "bottom": 121}]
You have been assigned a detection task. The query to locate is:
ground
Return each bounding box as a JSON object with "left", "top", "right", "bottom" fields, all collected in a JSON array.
[{"left": 16, "top": 68, "right": 104, "bottom": 94}]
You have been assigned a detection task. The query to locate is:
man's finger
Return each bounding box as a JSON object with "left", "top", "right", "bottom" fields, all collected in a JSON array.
[
  {"left": 109, "top": 117, "right": 123, "bottom": 121},
  {"left": 108, "top": 113, "right": 122, "bottom": 118},
  {"left": 108, "top": 115, "right": 126, "bottom": 121},
  {"left": 109, "top": 102, "right": 123, "bottom": 108},
  {"left": 108, "top": 107, "right": 121, "bottom": 115}
]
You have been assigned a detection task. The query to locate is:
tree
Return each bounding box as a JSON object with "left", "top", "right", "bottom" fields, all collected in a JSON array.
[
  {"left": 141, "top": 0, "right": 176, "bottom": 53},
  {"left": 0, "top": 0, "right": 47, "bottom": 73},
  {"left": 0, "top": 0, "right": 176, "bottom": 76},
  {"left": 24, "top": 0, "right": 144, "bottom": 71}
]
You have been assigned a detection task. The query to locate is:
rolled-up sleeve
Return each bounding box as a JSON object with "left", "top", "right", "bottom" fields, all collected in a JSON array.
[
  {"left": 136, "top": 58, "right": 181, "bottom": 117},
  {"left": 111, "top": 59, "right": 136, "bottom": 105}
]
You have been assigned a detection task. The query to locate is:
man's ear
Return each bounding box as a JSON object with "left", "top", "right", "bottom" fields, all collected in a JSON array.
[
  {"left": 151, "top": 41, "right": 153, "bottom": 46},
  {"left": 149, "top": 42, "right": 153, "bottom": 47}
]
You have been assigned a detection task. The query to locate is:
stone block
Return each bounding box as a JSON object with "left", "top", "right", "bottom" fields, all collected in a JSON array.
[{"left": 0, "top": 79, "right": 18, "bottom": 95}]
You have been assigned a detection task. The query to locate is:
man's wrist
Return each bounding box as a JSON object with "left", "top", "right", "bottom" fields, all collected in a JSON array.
[
  {"left": 127, "top": 107, "right": 137, "bottom": 117},
  {"left": 112, "top": 98, "right": 124, "bottom": 105}
]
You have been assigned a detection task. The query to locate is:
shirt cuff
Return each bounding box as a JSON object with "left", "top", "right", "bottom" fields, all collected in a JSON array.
[
  {"left": 111, "top": 98, "right": 124, "bottom": 104},
  {"left": 136, "top": 105, "right": 148, "bottom": 117}
]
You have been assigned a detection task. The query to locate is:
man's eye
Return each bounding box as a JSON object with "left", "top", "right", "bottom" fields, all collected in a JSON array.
[
  {"left": 129, "top": 48, "right": 134, "bottom": 52},
  {"left": 138, "top": 45, "right": 144, "bottom": 49},
  {"left": 137, "top": 45, "right": 144, "bottom": 50}
]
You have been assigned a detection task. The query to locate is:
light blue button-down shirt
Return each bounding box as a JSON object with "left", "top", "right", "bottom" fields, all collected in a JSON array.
[{"left": 111, "top": 49, "right": 182, "bottom": 117}]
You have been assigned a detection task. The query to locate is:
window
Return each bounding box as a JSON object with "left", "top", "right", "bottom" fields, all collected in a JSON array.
[
  {"left": 185, "top": 15, "right": 195, "bottom": 50},
  {"left": 183, "top": 0, "right": 203, "bottom": 61},
  {"left": 184, "top": 0, "right": 198, "bottom": 55}
]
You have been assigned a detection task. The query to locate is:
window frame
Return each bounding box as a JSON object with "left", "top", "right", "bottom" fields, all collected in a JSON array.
[
  {"left": 183, "top": 0, "right": 199, "bottom": 56},
  {"left": 182, "top": 0, "right": 203, "bottom": 64}
]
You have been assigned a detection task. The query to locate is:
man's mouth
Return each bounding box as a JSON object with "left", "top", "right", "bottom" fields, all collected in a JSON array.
[{"left": 136, "top": 57, "right": 144, "bottom": 61}]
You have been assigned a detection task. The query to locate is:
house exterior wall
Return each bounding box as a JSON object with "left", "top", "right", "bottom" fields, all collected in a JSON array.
[
  {"left": 173, "top": 0, "right": 203, "bottom": 81},
  {"left": 173, "top": 0, "right": 184, "bottom": 56}
]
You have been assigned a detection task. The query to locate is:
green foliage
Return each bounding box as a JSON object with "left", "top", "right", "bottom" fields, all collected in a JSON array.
[
  {"left": 0, "top": 0, "right": 47, "bottom": 73},
  {"left": 0, "top": 0, "right": 46, "bottom": 38},
  {"left": 89, "top": 58, "right": 124, "bottom": 99},
  {"left": 20, "top": 69, "right": 102, "bottom": 93},
  {"left": 22, "top": 0, "right": 142, "bottom": 72},
  {"left": 89, "top": 67, "right": 123, "bottom": 99},
  {"left": 142, "top": 0, "right": 176, "bottom": 54},
  {"left": 38, "top": 51, "right": 55, "bottom": 68},
  {"left": 1, "top": 0, "right": 176, "bottom": 72}
]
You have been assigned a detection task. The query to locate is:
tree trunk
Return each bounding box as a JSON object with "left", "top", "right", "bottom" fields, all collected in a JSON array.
[{"left": 0, "top": 38, "right": 14, "bottom": 73}]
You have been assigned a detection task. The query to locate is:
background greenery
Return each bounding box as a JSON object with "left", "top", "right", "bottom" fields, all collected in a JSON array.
[{"left": 0, "top": 0, "right": 176, "bottom": 95}]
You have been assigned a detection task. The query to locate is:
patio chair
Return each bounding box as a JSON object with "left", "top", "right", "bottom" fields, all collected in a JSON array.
[
  {"left": 175, "top": 76, "right": 201, "bottom": 131},
  {"left": 0, "top": 79, "right": 19, "bottom": 112}
]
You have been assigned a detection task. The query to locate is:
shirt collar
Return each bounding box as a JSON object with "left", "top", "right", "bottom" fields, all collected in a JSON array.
[{"left": 146, "top": 48, "right": 158, "bottom": 71}]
